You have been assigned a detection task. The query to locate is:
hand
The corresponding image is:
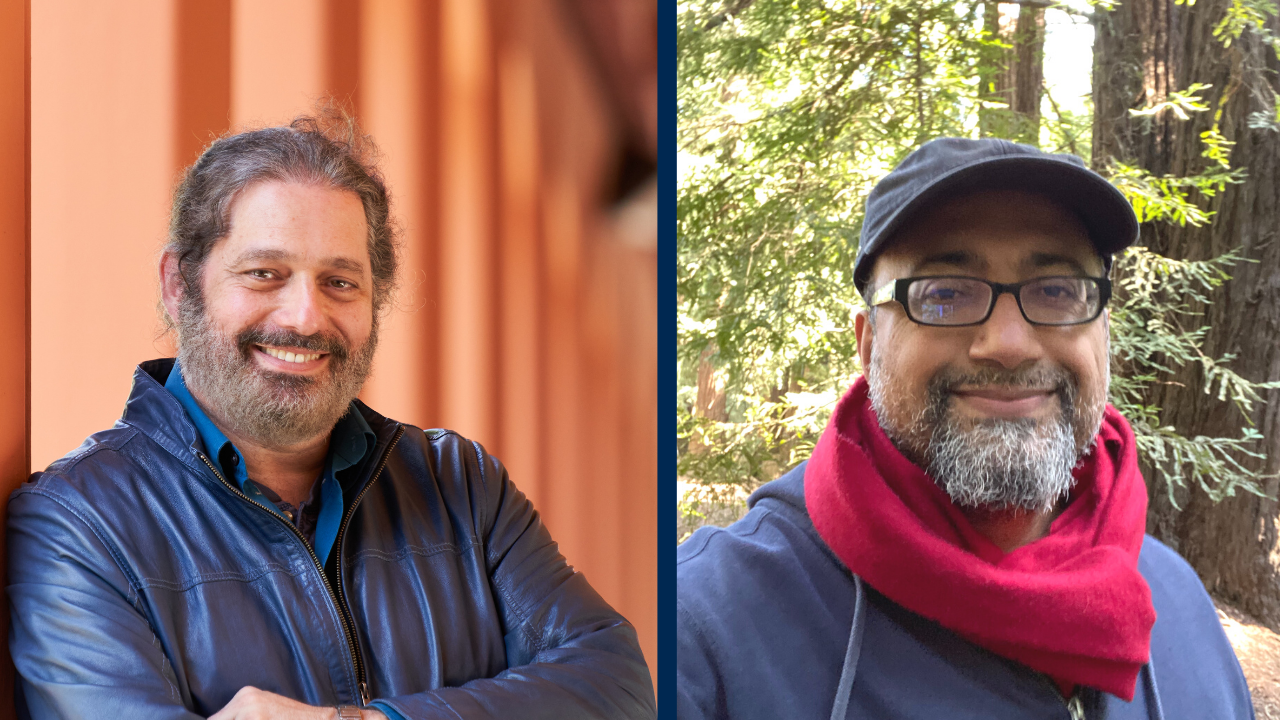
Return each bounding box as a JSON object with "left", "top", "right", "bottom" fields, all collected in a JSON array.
[{"left": 208, "top": 687, "right": 388, "bottom": 720}]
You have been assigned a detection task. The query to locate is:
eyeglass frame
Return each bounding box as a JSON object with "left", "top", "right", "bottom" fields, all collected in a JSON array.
[{"left": 867, "top": 275, "right": 1113, "bottom": 327}]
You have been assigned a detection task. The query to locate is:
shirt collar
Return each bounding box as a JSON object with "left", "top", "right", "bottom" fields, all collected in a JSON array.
[{"left": 163, "top": 360, "right": 375, "bottom": 488}]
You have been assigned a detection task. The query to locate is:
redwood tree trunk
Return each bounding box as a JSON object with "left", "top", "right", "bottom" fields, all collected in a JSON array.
[
  {"left": 981, "top": 2, "right": 1044, "bottom": 143},
  {"left": 1093, "top": 0, "right": 1280, "bottom": 623},
  {"left": 1010, "top": 4, "right": 1044, "bottom": 126}
]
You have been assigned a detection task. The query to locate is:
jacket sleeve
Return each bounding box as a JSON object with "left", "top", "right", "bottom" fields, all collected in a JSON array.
[
  {"left": 7, "top": 484, "right": 203, "bottom": 720},
  {"left": 371, "top": 439, "right": 656, "bottom": 720}
]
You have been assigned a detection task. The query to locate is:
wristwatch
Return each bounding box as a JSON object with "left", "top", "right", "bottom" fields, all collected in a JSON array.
[{"left": 336, "top": 706, "right": 363, "bottom": 719}]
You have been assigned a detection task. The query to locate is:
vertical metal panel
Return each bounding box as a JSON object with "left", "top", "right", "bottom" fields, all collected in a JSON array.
[
  {"left": 358, "top": 0, "right": 441, "bottom": 429},
  {"left": 495, "top": 37, "right": 544, "bottom": 503},
  {"left": 30, "top": 0, "right": 178, "bottom": 472},
  {"left": 326, "top": 0, "right": 362, "bottom": 106},
  {"left": 175, "top": 0, "right": 231, "bottom": 168},
  {"left": 0, "top": 0, "right": 29, "bottom": 715},
  {"left": 438, "top": 0, "right": 498, "bottom": 444},
  {"left": 230, "top": 0, "right": 326, "bottom": 126},
  {"left": 614, "top": 224, "right": 658, "bottom": 691}
]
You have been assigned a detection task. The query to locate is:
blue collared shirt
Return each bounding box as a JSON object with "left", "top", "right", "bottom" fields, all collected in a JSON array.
[{"left": 164, "top": 361, "right": 375, "bottom": 566}]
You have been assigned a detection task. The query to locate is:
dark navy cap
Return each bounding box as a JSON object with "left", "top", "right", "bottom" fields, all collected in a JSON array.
[{"left": 853, "top": 137, "right": 1139, "bottom": 295}]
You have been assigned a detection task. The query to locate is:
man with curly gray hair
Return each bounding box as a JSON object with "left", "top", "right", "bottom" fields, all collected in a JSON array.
[{"left": 7, "top": 113, "right": 655, "bottom": 720}]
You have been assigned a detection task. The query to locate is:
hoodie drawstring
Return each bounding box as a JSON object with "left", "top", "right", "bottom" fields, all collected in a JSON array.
[
  {"left": 827, "top": 576, "right": 1169, "bottom": 720},
  {"left": 1143, "top": 662, "right": 1165, "bottom": 720},
  {"left": 829, "top": 575, "right": 867, "bottom": 720}
]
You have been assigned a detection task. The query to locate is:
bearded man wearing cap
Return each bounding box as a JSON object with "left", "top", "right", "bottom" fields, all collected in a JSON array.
[{"left": 676, "top": 138, "right": 1254, "bottom": 719}]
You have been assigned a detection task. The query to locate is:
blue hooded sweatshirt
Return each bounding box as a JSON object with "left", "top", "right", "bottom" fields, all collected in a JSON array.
[{"left": 677, "top": 463, "right": 1255, "bottom": 720}]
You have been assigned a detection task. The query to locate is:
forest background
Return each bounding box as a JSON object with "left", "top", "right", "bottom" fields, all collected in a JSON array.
[{"left": 676, "top": 0, "right": 1280, "bottom": 639}]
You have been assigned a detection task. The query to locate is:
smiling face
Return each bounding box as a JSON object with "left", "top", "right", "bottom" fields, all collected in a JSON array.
[
  {"left": 855, "top": 190, "right": 1111, "bottom": 511},
  {"left": 161, "top": 180, "right": 378, "bottom": 449}
]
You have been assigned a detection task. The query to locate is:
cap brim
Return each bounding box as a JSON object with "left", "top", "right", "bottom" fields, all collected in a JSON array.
[{"left": 857, "top": 156, "right": 1138, "bottom": 289}]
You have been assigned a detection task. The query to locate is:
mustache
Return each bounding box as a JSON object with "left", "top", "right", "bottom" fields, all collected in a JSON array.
[
  {"left": 926, "top": 365, "right": 1079, "bottom": 417},
  {"left": 235, "top": 325, "right": 351, "bottom": 363},
  {"left": 929, "top": 365, "right": 1075, "bottom": 394}
]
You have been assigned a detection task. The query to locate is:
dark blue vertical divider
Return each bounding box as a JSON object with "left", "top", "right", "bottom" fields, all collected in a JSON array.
[{"left": 657, "top": 0, "right": 675, "bottom": 718}]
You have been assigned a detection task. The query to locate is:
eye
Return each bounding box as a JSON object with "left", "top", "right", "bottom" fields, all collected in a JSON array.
[
  {"left": 918, "top": 281, "right": 975, "bottom": 303},
  {"left": 329, "top": 278, "right": 357, "bottom": 290},
  {"left": 1036, "top": 281, "right": 1081, "bottom": 301},
  {"left": 247, "top": 269, "right": 277, "bottom": 280}
]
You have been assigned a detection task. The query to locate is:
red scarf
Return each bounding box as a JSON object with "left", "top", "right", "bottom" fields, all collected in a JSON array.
[{"left": 805, "top": 377, "right": 1155, "bottom": 700}]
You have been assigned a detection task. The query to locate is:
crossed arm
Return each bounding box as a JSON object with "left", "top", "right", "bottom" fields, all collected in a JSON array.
[
  {"left": 207, "top": 688, "right": 385, "bottom": 720},
  {"left": 7, "top": 450, "right": 654, "bottom": 720}
]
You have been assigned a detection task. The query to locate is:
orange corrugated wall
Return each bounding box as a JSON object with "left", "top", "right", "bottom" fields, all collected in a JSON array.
[
  {"left": 2, "top": 0, "right": 656, "bottom": 714},
  {"left": 0, "top": 0, "right": 28, "bottom": 713}
]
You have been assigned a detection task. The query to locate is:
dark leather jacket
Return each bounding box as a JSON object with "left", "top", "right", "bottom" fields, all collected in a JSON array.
[{"left": 8, "top": 359, "right": 655, "bottom": 719}]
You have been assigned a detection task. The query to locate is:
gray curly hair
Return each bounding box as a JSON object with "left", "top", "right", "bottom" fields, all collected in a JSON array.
[{"left": 164, "top": 109, "right": 399, "bottom": 320}]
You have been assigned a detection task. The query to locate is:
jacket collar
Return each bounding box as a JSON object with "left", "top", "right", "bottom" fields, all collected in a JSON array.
[
  {"left": 121, "top": 358, "right": 402, "bottom": 479},
  {"left": 121, "top": 359, "right": 204, "bottom": 472}
]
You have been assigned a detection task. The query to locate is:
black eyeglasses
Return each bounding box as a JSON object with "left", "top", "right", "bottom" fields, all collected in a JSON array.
[{"left": 868, "top": 275, "right": 1112, "bottom": 327}]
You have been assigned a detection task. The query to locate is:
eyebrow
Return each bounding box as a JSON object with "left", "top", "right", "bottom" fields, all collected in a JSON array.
[
  {"left": 909, "top": 250, "right": 985, "bottom": 274},
  {"left": 1024, "top": 252, "right": 1092, "bottom": 276},
  {"left": 907, "top": 250, "right": 1097, "bottom": 277},
  {"left": 231, "top": 248, "right": 367, "bottom": 274}
]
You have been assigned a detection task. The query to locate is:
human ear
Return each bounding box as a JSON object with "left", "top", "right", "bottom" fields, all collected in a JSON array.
[
  {"left": 159, "top": 251, "right": 185, "bottom": 325},
  {"left": 855, "top": 308, "right": 873, "bottom": 373}
]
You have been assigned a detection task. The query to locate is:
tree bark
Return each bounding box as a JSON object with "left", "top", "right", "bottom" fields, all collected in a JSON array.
[
  {"left": 1011, "top": 4, "right": 1045, "bottom": 125},
  {"left": 687, "top": 345, "right": 729, "bottom": 455},
  {"left": 979, "top": 1, "right": 1006, "bottom": 136},
  {"left": 981, "top": 2, "right": 1045, "bottom": 143},
  {"left": 1093, "top": 0, "right": 1280, "bottom": 624}
]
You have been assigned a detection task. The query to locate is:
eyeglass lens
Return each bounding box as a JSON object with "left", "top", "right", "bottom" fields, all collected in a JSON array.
[{"left": 907, "top": 277, "right": 1102, "bottom": 326}]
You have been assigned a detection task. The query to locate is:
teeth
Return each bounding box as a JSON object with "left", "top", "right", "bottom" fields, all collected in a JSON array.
[{"left": 262, "top": 347, "right": 321, "bottom": 364}]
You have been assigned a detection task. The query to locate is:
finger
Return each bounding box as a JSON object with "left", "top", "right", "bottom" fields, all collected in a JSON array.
[
  {"left": 206, "top": 704, "right": 235, "bottom": 720},
  {"left": 207, "top": 685, "right": 262, "bottom": 720}
]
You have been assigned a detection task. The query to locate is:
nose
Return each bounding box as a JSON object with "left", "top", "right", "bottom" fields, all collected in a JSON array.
[
  {"left": 968, "top": 293, "right": 1045, "bottom": 370},
  {"left": 272, "top": 278, "right": 325, "bottom": 337}
]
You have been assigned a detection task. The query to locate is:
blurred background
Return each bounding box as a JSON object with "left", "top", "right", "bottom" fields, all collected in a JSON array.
[{"left": 0, "top": 0, "right": 656, "bottom": 710}]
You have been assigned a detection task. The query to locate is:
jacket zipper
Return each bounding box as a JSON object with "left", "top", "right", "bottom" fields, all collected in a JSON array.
[
  {"left": 331, "top": 425, "right": 404, "bottom": 703},
  {"left": 195, "top": 423, "right": 404, "bottom": 707},
  {"left": 1042, "top": 674, "right": 1085, "bottom": 720},
  {"left": 1066, "top": 694, "right": 1085, "bottom": 720}
]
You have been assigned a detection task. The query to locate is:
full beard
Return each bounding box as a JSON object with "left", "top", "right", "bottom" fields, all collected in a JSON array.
[
  {"left": 866, "top": 345, "right": 1106, "bottom": 513},
  {"left": 176, "top": 299, "right": 378, "bottom": 449}
]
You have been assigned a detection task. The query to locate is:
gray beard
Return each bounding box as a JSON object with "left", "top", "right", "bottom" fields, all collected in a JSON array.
[
  {"left": 866, "top": 346, "right": 1101, "bottom": 513},
  {"left": 176, "top": 298, "right": 378, "bottom": 449},
  {"left": 922, "top": 413, "right": 1080, "bottom": 512}
]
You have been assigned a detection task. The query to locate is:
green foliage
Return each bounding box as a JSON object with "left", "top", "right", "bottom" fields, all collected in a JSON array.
[
  {"left": 677, "top": 386, "right": 838, "bottom": 495},
  {"left": 1042, "top": 87, "right": 1093, "bottom": 157},
  {"left": 1214, "top": 0, "right": 1280, "bottom": 53},
  {"left": 678, "top": 0, "right": 982, "bottom": 387},
  {"left": 1108, "top": 247, "right": 1277, "bottom": 506},
  {"left": 1245, "top": 92, "right": 1280, "bottom": 132},
  {"left": 1113, "top": 84, "right": 1244, "bottom": 226},
  {"left": 1127, "top": 82, "right": 1213, "bottom": 121},
  {"left": 677, "top": 0, "right": 990, "bottom": 505},
  {"left": 1106, "top": 160, "right": 1243, "bottom": 226},
  {"left": 1228, "top": 0, "right": 1280, "bottom": 132}
]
